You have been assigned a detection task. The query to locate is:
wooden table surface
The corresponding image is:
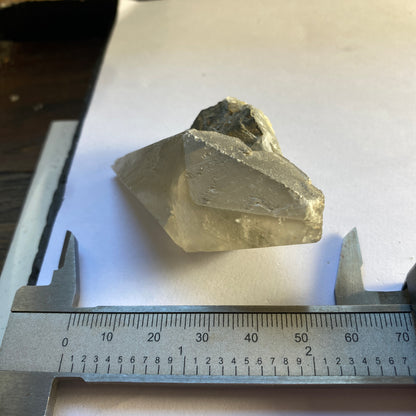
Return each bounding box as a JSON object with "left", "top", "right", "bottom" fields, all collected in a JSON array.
[{"left": 0, "top": 1, "right": 117, "bottom": 272}]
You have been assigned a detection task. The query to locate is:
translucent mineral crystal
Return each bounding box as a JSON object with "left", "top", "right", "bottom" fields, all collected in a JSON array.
[{"left": 113, "top": 97, "right": 324, "bottom": 252}]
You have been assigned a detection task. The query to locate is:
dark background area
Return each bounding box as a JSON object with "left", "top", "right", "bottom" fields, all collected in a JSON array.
[{"left": 0, "top": 0, "right": 117, "bottom": 271}]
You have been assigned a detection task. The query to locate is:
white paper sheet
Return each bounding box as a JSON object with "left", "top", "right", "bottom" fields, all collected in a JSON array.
[{"left": 37, "top": 0, "right": 416, "bottom": 413}]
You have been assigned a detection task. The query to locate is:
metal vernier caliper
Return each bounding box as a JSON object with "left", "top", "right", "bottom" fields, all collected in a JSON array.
[{"left": 0, "top": 228, "right": 415, "bottom": 416}]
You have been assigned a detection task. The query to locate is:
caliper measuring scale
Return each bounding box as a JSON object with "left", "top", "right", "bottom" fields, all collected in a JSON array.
[{"left": 0, "top": 228, "right": 415, "bottom": 415}]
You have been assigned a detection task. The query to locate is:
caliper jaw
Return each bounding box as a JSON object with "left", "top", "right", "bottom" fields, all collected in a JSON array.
[
  {"left": 12, "top": 231, "right": 80, "bottom": 312},
  {"left": 334, "top": 228, "right": 416, "bottom": 306},
  {"left": 1, "top": 232, "right": 81, "bottom": 416}
]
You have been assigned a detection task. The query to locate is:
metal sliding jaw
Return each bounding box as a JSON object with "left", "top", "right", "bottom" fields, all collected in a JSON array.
[
  {"left": 12, "top": 231, "right": 80, "bottom": 312},
  {"left": 1, "top": 232, "right": 80, "bottom": 416},
  {"left": 334, "top": 228, "right": 416, "bottom": 306}
]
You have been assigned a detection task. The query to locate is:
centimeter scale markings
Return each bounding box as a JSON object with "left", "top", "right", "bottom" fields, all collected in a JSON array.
[{"left": 2, "top": 310, "right": 415, "bottom": 379}]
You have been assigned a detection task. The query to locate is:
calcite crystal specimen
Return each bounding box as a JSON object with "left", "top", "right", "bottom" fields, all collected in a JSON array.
[{"left": 113, "top": 97, "right": 324, "bottom": 252}]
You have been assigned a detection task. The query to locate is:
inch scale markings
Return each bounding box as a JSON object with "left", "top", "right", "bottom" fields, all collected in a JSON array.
[
  {"left": 1, "top": 309, "right": 415, "bottom": 379},
  {"left": 61, "top": 310, "right": 416, "bottom": 378}
]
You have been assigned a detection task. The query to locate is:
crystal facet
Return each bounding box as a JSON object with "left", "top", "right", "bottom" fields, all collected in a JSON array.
[{"left": 113, "top": 98, "right": 324, "bottom": 252}]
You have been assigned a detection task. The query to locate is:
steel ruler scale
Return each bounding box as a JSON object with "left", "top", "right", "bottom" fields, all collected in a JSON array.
[
  {"left": 2, "top": 307, "right": 415, "bottom": 380},
  {"left": 1, "top": 228, "right": 416, "bottom": 415}
]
